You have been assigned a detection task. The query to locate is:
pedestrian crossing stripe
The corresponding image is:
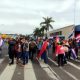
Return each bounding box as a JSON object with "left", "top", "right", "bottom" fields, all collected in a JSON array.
[
  {"left": 38, "top": 60, "right": 58, "bottom": 80},
  {"left": 24, "top": 60, "right": 37, "bottom": 80},
  {"left": 0, "top": 64, "right": 16, "bottom": 80},
  {"left": 0, "top": 60, "right": 58, "bottom": 80},
  {"left": 0, "top": 59, "right": 4, "bottom": 64},
  {"left": 60, "top": 67, "right": 79, "bottom": 80},
  {"left": 0, "top": 58, "right": 80, "bottom": 80},
  {"left": 48, "top": 57, "right": 79, "bottom": 80},
  {"left": 67, "top": 61, "right": 80, "bottom": 70}
]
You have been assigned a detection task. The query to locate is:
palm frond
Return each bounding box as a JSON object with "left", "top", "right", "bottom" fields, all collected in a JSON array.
[
  {"left": 49, "top": 24, "right": 53, "bottom": 29},
  {"left": 50, "top": 19, "right": 55, "bottom": 22},
  {"left": 40, "top": 22, "right": 46, "bottom": 25},
  {"left": 43, "top": 17, "right": 47, "bottom": 21}
]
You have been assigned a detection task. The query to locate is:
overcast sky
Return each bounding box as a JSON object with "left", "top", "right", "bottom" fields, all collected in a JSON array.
[{"left": 0, "top": 0, "right": 80, "bottom": 34}]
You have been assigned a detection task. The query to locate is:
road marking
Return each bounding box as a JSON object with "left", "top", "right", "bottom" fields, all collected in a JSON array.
[
  {"left": 24, "top": 60, "right": 37, "bottom": 80},
  {"left": 0, "top": 64, "right": 16, "bottom": 80},
  {"left": 39, "top": 60, "right": 58, "bottom": 80},
  {"left": 67, "top": 61, "right": 80, "bottom": 70},
  {"left": 70, "top": 57, "right": 80, "bottom": 63},
  {"left": 48, "top": 57, "right": 79, "bottom": 80},
  {"left": 48, "top": 57, "right": 58, "bottom": 65},
  {"left": 60, "top": 67, "right": 79, "bottom": 80},
  {"left": 0, "top": 59, "right": 4, "bottom": 64}
]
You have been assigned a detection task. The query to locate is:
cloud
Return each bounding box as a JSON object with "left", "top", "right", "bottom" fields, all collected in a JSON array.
[{"left": 0, "top": 0, "right": 80, "bottom": 34}]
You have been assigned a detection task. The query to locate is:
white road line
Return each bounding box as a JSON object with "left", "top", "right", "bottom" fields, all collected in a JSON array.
[
  {"left": 0, "top": 59, "right": 4, "bottom": 64},
  {"left": 48, "top": 65, "right": 62, "bottom": 80},
  {"left": 48, "top": 57, "right": 58, "bottom": 65},
  {"left": 0, "top": 64, "right": 16, "bottom": 80},
  {"left": 67, "top": 61, "right": 80, "bottom": 70},
  {"left": 60, "top": 67, "right": 79, "bottom": 80},
  {"left": 70, "top": 57, "right": 80, "bottom": 63},
  {"left": 48, "top": 58, "right": 79, "bottom": 80},
  {"left": 24, "top": 60, "right": 37, "bottom": 80},
  {"left": 39, "top": 60, "right": 59, "bottom": 80}
]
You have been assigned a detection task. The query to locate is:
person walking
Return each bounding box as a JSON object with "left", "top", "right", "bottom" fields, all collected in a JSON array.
[
  {"left": 21, "top": 38, "right": 29, "bottom": 66},
  {"left": 15, "top": 41, "right": 22, "bottom": 64},
  {"left": 55, "top": 42, "right": 65, "bottom": 66},
  {"left": 29, "top": 39, "right": 37, "bottom": 61},
  {"left": 8, "top": 38, "right": 16, "bottom": 65},
  {"left": 36, "top": 39, "right": 49, "bottom": 63}
]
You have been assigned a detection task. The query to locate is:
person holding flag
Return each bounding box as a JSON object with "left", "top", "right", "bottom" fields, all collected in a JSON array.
[{"left": 36, "top": 39, "right": 49, "bottom": 63}]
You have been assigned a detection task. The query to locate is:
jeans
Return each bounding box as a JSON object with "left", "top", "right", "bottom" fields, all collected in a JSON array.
[
  {"left": 41, "top": 51, "right": 48, "bottom": 63},
  {"left": 22, "top": 51, "right": 29, "bottom": 65}
]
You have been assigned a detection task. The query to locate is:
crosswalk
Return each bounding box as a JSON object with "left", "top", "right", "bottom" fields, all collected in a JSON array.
[
  {"left": 0, "top": 59, "right": 4, "bottom": 64},
  {"left": 0, "top": 56, "right": 80, "bottom": 80},
  {"left": 0, "top": 57, "right": 59, "bottom": 80},
  {"left": 0, "top": 45, "right": 80, "bottom": 80},
  {"left": 48, "top": 57, "right": 80, "bottom": 80},
  {"left": 24, "top": 60, "right": 37, "bottom": 80},
  {"left": 0, "top": 64, "right": 16, "bottom": 80}
]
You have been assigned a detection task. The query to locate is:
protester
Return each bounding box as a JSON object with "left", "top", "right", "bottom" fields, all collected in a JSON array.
[
  {"left": 15, "top": 41, "right": 22, "bottom": 64},
  {"left": 55, "top": 42, "right": 65, "bottom": 66},
  {"left": 8, "top": 38, "right": 16, "bottom": 65},
  {"left": 21, "top": 38, "right": 29, "bottom": 66},
  {"left": 29, "top": 39, "right": 37, "bottom": 61},
  {"left": 36, "top": 39, "right": 49, "bottom": 63}
]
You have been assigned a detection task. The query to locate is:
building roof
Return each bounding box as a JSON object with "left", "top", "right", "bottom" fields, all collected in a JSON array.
[{"left": 47, "top": 24, "right": 74, "bottom": 34}]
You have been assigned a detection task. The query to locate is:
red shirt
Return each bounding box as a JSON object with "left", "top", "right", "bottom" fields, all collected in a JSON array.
[{"left": 56, "top": 45, "right": 65, "bottom": 55}]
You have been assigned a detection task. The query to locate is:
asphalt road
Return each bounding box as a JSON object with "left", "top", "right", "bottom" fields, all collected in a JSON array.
[{"left": 0, "top": 44, "right": 80, "bottom": 80}]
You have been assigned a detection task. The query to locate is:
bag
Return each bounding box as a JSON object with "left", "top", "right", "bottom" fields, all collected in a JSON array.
[
  {"left": 23, "top": 43, "right": 28, "bottom": 51},
  {"left": 63, "top": 46, "right": 69, "bottom": 52}
]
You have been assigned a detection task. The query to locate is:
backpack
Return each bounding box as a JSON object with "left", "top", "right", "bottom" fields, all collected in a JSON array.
[{"left": 23, "top": 43, "right": 28, "bottom": 51}]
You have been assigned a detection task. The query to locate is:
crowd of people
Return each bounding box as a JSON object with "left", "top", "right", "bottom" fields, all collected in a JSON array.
[
  {"left": 0, "top": 35, "right": 79, "bottom": 67},
  {"left": 8, "top": 36, "right": 49, "bottom": 66},
  {"left": 53, "top": 37, "right": 78, "bottom": 66}
]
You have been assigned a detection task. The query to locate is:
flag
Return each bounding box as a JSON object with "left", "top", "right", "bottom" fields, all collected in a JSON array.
[
  {"left": 37, "top": 40, "right": 48, "bottom": 59},
  {"left": 71, "top": 48, "right": 77, "bottom": 59},
  {"left": 68, "top": 31, "right": 74, "bottom": 39},
  {"left": 75, "top": 34, "right": 80, "bottom": 42},
  {"left": 0, "top": 39, "right": 3, "bottom": 47}
]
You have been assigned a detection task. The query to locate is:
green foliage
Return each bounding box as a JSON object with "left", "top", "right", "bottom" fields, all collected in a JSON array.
[
  {"left": 33, "top": 17, "right": 55, "bottom": 37},
  {"left": 40, "top": 17, "right": 55, "bottom": 32}
]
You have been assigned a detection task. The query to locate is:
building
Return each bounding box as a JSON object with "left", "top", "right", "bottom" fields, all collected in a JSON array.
[{"left": 47, "top": 25, "right": 74, "bottom": 39}]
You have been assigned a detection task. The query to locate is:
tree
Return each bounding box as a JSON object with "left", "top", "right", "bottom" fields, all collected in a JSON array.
[
  {"left": 40, "top": 17, "right": 55, "bottom": 33},
  {"left": 33, "top": 27, "right": 41, "bottom": 37},
  {"left": 40, "top": 25, "right": 46, "bottom": 36}
]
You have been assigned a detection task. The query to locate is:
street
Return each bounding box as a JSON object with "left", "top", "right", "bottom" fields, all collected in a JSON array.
[{"left": 0, "top": 45, "right": 80, "bottom": 80}]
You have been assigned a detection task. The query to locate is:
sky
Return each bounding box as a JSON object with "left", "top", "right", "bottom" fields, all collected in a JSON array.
[{"left": 0, "top": 0, "right": 80, "bottom": 34}]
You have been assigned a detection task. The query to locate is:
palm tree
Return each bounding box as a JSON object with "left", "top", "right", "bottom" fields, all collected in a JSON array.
[
  {"left": 40, "top": 17, "right": 55, "bottom": 33},
  {"left": 40, "top": 25, "right": 46, "bottom": 36},
  {"left": 33, "top": 27, "right": 41, "bottom": 37}
]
